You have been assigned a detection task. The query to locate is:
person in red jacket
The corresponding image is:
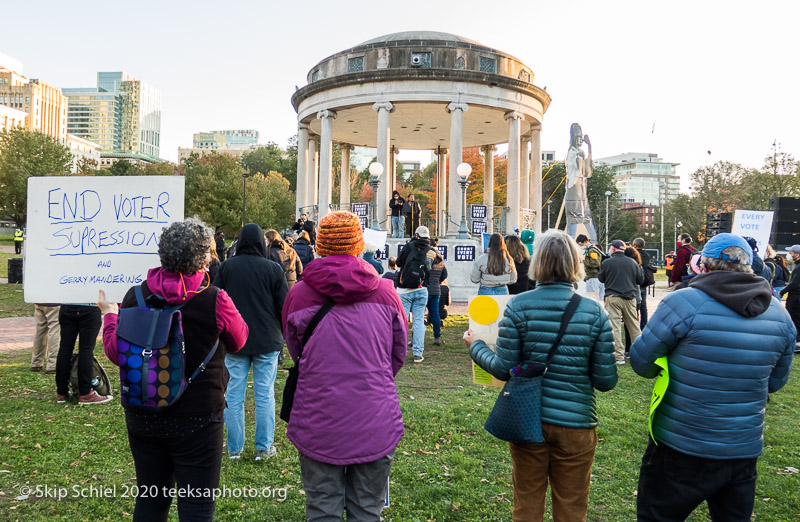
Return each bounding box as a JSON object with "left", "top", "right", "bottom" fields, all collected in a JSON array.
[{"left": 670, "top": 234, "right": 696, "bottom": 285}]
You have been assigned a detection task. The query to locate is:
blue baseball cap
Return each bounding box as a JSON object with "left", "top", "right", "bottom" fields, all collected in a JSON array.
[{"left": 701, "top": 233, "right": 752, "bottom": 265}]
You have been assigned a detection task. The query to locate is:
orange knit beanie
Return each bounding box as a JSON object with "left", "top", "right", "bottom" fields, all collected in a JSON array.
[{"left": 315, "top": 211, "right": 365, "bottom": 257}]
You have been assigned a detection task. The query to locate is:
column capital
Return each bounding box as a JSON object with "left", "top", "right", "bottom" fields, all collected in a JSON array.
[
  {"left": 480, "top": 145, "right": 497, "bottom": 154},
  {"left": 435, "top": 147, "right": 448, "bottom": 155},
  {"left": 298, "top": 122, "right": 310, "bottom": 131},
  {"left": 372, "top": 101, "right": 395, "bottom": 113},
  {"left": 316, "top": 109, "right": 338, "bottom": 120},
  {"left": 531, "top": 124, "right": 542, "bottom": 133},
  {"left": 504, "top": 110, "right": 525, "bottom": 122},
  {"left": 521, "top": 135, "right": 532, "bottom": 144},
  {"left": 446, "top": 102, "right": 469, "bottom": 113},
  {"left": 339, "top": 143, "right": 353, "bottom": 151}
]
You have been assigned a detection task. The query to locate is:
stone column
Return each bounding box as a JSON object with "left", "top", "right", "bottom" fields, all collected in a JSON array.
[
  {"left": 505, "top": 110, "right": 524, "bottom": 235},
  {"left": 436, "top": 147, "right": 448, "bottom": 236},
  {"left": 531, "top": 125, "right": 543, "bottom": 235},
  {"left": 520, "top": 136, "right": 531, "bottom": 211},
  {"left": 339, "top": 144, "right": 352, "bottom": 208},
  {"left": 373, "top": 102, "right": 394, "bottom": 231},
  {"left": 308, "top": 136, "right": 318, "bottom": 212},
  {"left": 481, "top": 145, "right": 495, "bottom": 234},
  {"left": 296, "top": 123, "right": 309, "bottom": 214},
  {"left": 446, "top": 102, "right": 468, "bottom": 236},
  {"left": 390, "top": 146, "right": 398, "bottom": 192},
  {"left": 316, "top": 110, "right": 337, "bottom": 220}
]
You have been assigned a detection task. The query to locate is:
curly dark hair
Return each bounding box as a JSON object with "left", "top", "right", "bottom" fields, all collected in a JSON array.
[{"left": 157, "top": 218, "right": 213, "bottom": 273}]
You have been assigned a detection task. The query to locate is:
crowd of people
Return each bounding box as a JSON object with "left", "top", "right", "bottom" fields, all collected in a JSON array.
[{"left": 26, "top": 211, "right": 797, "bottom": 521}]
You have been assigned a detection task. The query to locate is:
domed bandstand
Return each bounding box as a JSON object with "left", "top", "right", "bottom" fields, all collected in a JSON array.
[{"left": 291, "top": 31, "right": 551, "bottom": 237}]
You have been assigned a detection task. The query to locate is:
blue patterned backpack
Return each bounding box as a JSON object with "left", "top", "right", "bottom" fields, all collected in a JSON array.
[{"left": 116, "top": 285, "right": 218, "bottom": 411}]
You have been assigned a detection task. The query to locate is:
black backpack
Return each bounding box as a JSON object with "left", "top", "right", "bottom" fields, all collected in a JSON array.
[{"left": 399, "top": 244, "right": 430, "bottom": 289}]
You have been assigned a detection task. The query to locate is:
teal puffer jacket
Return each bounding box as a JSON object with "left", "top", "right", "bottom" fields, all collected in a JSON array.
[{"left": 470, "top": 282, "right": 617, "bottom": 428}]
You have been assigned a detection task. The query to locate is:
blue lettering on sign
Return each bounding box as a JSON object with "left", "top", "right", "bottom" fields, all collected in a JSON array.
[{"left": 48, "top": 188, "right": 101, "bottom": 222}]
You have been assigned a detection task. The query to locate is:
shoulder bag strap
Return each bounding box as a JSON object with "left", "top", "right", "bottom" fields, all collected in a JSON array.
[
  {"left": 298, "top": 299, "right": 335, "bottom": 360},
  {"left": 545, "top": 293, "right": 582, "bottom": 366}
]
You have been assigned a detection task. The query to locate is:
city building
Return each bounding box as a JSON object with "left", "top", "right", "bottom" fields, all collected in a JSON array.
[
  {"left": 193, "top": 129, "right": 259, "bottom": 150},
  {"left": 63, "top": 71, "right": 162, "bottom": 164},
  {"left": 177, "top": 147, "right": 250, "bottom": 164},
  {"left": 542, "top": 150, "right": 556, "bottom": 163},
  {"left": 66, "top": 134, "right": 101, "bottom": 172},
  {"left": 399, "top": 160, "right": 421, "bottom": 176},
  {"left": 0, "top": 104, "right": 26, "bottom": 132},
  {"left": 595, "top": 152, "right": 680, "bottom": 206},
  {"left": 620, "top": 201, "right": 657, "bottom": 230},
  {"left": 0, "top": 61, "right": 68, "bottom": 141}
]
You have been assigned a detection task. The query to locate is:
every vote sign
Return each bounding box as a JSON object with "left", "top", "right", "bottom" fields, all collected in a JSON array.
[
  {"left": 24, "top": 176, "right": 185, "bottom": 303},
  {"left": 731, "top": 210, "right": 774, "bottom": 254}
]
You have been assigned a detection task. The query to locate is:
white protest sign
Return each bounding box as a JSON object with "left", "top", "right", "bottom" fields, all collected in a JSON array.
[
  {"left": 362, "top": 228, "right": 388, "bottom": 251},
  {"left": 24, "top": 176, "right": 185, "bottom": 303},
  {"left": 731, "top": 210, "right": 774, "bottom": 254}
]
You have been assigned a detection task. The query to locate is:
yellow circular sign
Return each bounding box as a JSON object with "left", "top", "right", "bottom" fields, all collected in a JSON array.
[{"left": 469, "top": 296, "right": 501, "bottom": 325}]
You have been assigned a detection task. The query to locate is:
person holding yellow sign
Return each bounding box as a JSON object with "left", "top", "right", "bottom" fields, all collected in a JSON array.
[
  {"left": 631, "top": 233, "right": 795, "bottom": 522},
  {"left": 464, "top": 230, "right": 617, "bottom": 522}
]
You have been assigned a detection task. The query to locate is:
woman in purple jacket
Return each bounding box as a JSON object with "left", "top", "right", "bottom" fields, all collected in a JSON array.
[{"left": 282, "top": 211, "right": 407, "bottom": 520}]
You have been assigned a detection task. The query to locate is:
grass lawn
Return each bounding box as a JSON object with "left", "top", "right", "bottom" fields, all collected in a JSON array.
[
  {"left": 0, "top": 284, "right": 31, "bottom": 318},
  {"left": 0, "top": 316, "right": 798, "bottom": 520}
]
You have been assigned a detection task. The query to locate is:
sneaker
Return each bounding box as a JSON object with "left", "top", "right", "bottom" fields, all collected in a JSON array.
[
  {"left": 255, "top": 447, "right": 277, "bottom": 461},
  {"left": 57, "top": 392, "right": 70, "bottom": 403},
  {"left": 78, "top": 390, "right": 113, "bottom": 405},
  {"left": 30, "top": 366, "right": 43, "bottom": 372},
  {"left": 616, "top": 360, "right": 626, "bottom": 366},
  {"left": 433, "top": 337, "right": 445, "bottom": 346},
  {"left": 408, "top": 340, "right": 412, "bottom": 347},
  {"left": 413, "top": 355, "right": 424, "bottom": 363},
  {"left": 44, "top": 369, "right": 56, "bottom": 374},
  {"left": 229, "top": 452, "right": 242, "bottom": 461}
]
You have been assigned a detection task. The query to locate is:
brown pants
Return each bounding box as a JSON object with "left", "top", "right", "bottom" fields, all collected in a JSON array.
[{"left": 509, "top": 424, "right": 597, "bottom": 522}]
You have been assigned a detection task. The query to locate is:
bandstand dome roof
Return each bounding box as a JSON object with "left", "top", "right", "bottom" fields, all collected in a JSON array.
[
  {"left": 291, "top": 30, "right": 551, "bottom": 150},
  {"left": 357, "top": 31, "right": 483, "bottom": 46}
]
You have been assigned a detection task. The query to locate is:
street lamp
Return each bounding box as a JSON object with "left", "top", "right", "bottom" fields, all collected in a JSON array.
[
  {"left": 241, "top": 172, "right": 249, "bottom": 228},
  {"left": 659, "top": 181, "right": 666, "bottom": 261},
  {"left": 456, "top": 162, "right": 472, "bottom": 239},
  {"left": 604, "top": 190, "right": 612, "bottom": 250},
  {"left": 368, "top": 162, "right": 384, "bottom": 230},
  {"left": 547, "top": 199, "right": 552, "bottom": 229}
]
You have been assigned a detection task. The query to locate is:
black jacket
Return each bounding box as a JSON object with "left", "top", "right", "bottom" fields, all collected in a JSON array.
[
  {"left": 213, "top": 223, "right": 288, "bottom": 354},
  {"left": 389, "top": 193, "right": 406, "bottom": 217},
  {"left": 292, "top": 220, "right": 316, "bottom": 244},
  {"left": 780, "top": 264, "right": 800, "bottom": 298},
  {"left": 508, "top": 258, "right": 532, "bottom": 295},
  {"left": 598, "top": 252, "right": 644, "bottom": 299}
]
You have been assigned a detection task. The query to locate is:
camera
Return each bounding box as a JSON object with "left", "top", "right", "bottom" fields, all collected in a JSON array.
[{"left": 411, "top": 55, "right": 422, "bottom": 66}]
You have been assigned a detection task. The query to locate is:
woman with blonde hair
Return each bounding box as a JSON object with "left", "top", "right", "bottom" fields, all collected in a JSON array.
[
  {"left": 471, "top": 233, "right": 517, "bottom": 295},
  {"left": 464, "top": 230, "right": 617, "bottom": 522},
  {"left": 265, "top": 229, "right": 302, "bottom": 289}
]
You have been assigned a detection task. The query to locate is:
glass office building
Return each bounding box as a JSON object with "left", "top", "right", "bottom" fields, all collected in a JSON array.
[
  {"left": 64, "top": 71, "right": 161, "bottom": 159},
  {"left": 595, "top": 153, "right": 680, "bottom": 206}
]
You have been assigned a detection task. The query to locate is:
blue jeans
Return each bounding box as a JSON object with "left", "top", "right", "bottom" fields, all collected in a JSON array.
[
  {"left": 224, "top": 351, "right": 279, "bottom": 453},
  {"left": 391, "top": 216, "right": 405, "bottom": 238},
  {"left": 478, "top": 285, "right": 509, "bottom": 295},
  {"left": 400, "top": 288, "right": 428, "bottom": 356},
  {"left": 426, "top": 295, "right": 441, "bottom": 338}
]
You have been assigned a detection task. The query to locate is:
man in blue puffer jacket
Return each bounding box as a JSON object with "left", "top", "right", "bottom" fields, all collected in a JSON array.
[{"left": 631, "top": 233, "right": 795, "bottom": 522}]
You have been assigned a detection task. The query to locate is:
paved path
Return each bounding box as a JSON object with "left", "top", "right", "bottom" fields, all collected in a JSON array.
[{"left": 0, "top": 316, "right": 36, "bottom": 353}]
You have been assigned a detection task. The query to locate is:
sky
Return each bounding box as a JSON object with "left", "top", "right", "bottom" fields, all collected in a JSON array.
[{"left": 4, "top": 0, "right": 799, "bottom": 194}]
